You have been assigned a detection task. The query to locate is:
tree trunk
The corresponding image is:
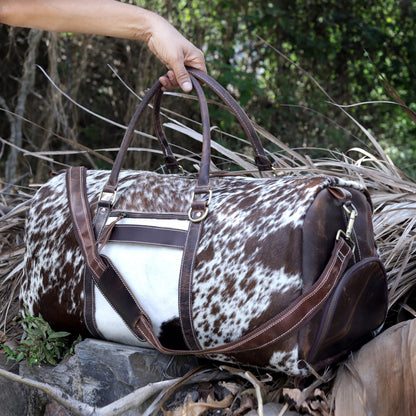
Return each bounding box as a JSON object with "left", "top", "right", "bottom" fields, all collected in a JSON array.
[{"left": 5, "top": 29, "right": 43, "bottom": 183}]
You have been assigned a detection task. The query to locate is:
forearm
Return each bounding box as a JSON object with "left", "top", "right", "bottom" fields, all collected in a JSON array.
[
  {"left": 0, "top": 0, "right": 206, "bottom": 91},
  {"left": 0, "top": 0, "right": 161, "bottom": 41}
]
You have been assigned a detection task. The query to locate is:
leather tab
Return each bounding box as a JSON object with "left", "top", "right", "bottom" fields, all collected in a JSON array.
[
  {"left": 328, "top": 186, "right": 352, "bottom": 204},
  {"left": 179, "top": 221, "right": 204, "bottom": 350}
]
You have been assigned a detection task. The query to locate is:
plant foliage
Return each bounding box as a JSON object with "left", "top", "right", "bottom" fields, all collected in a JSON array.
[{"left": 1, "top": 309, "right": 81, "bottom": 366}]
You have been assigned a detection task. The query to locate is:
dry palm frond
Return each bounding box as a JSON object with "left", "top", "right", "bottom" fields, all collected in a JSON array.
[
  {"left": 0, "top": 188, "right": 33, "bottom": 340},
  {"left": 333, "top": 318, "right": 416, "bottom": 416}
]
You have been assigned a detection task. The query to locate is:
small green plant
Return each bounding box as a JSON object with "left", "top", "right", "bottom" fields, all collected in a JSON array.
[{"left": 2, "top": 309, "right": 81, "bottom": 366}]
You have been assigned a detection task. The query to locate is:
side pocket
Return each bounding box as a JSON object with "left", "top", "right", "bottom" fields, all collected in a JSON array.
[{"left": 307, "top": 257, "right": 388, "bottom": 369}]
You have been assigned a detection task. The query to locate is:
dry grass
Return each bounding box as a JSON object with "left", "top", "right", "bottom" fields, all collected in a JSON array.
[{"left": 0, "top": 187, "right": 32, "bottom": 341}]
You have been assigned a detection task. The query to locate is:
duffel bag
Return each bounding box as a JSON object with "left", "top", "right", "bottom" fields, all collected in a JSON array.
[{"left": 21, "top": 68, "right": 388, "bottom": 376}]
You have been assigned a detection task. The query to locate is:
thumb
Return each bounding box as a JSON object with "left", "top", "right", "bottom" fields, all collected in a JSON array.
[{"left": 172, "top": 65, "right": 192, "bottom": 92}]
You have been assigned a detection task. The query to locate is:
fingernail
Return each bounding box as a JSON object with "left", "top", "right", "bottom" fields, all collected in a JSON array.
[{"left": 182, "top": 81, "right": 192, "bottom": 92}]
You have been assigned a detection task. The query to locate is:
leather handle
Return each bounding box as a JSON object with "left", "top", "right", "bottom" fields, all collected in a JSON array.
[
  {"left": 187, "top": 68, "right": 271, "bottom": 171},
  {"left": 102, "top": 68, "right": 272, "bottom": 196},
  {"left": 153, "top": 67, "right": 273, "bottom": 173},
  {"left": 152, "top": 88, "right": 181, "bottom": 172}
]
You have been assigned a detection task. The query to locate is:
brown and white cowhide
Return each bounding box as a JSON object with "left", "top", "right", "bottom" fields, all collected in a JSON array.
[{"left": 21, "top": 170, "right": 364, "bottom": 376}]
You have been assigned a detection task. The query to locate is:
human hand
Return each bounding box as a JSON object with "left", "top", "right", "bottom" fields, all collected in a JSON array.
[{"left": 146, "top": 14, "right": 206, "bottom": 92}]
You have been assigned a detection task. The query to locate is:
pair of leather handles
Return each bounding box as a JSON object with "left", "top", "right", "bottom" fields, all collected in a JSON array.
[{"left": 101, "top": 68, "right": 273, "bottom": 197}]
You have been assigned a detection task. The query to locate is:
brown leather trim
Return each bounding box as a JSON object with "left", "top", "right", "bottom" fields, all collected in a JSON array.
[
  {"left": 66, "top": 167, "right": 106, "bottom": 278},
  {"left": 106, "top": 224, "right": 187, "bottom": 248},
  {"left": 67, "top": 167, "right": 151, "bottom": 343},
  {"left": 68, "top": 166, "right": 356, "bottom": 360},
  {"left": 83, "top": 268, "right": 103, "bottom": 338},
  {"left": 110, "top": 211, "right": 189, "bottom": 220},
  {"left": 98, "top": 254, "right": 152, "bottom": 342},
  {"left": 178, "top": 221, "right": 204, "bottom": 350}
]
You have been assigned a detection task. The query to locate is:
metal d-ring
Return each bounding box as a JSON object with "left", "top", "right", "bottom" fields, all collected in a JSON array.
[{"left": 188, "top": 189, "right": 212, "bottom": 223}]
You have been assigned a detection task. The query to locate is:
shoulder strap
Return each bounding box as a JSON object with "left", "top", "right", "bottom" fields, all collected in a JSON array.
[{"left": 67, "top": 166, "right": 353, "bottom": 356}]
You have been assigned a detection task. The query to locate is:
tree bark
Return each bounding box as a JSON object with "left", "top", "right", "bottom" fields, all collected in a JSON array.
[{"left": 5, "top": 29, "right": 43, "bottom": 183}]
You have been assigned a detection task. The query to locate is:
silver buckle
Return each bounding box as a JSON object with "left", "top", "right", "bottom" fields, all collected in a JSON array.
[{"left": 99, "top": 190, "right": 117, "bottom": 206}]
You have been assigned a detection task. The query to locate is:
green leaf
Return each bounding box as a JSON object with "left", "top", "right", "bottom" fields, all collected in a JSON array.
[
  {"left": 48, "top": 331, "right": 71, "bottom": 339},
  {"left": 15, "top": 352, "right": 25, "bottom": 362}
]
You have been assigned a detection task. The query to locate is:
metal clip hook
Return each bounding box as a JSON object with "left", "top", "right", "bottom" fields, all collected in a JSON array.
[{"left": 336, "top": 203, "right": 358, "bottom": 251}]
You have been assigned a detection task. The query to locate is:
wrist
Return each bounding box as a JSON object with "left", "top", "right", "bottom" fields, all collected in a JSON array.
[{"left": 130, "top": 7, "right": 165, "bottom": 43}]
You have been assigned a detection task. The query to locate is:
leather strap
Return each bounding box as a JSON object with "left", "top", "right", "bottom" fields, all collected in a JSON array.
[
  {"left": 67, "top": 167, "right": 152, "bottom": 341},
  {"left": 153, "top": 88, "right": 181, "bottom": 172},
  {"left": 178, "top": 220, "right": 204, "bottom": 350},
  {"left": 83, "top": 269, "right": 102, "bottom": 338},
  {"left": 67, "top": 166, "right": 353, "bottom": 356}
]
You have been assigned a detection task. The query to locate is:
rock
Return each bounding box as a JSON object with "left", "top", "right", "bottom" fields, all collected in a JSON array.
[
  {"left": 0, "top": 351, "right": 42, "bottom": 416},
  {"left": 0, "top": 372, "right": 33, "bottom": 416},
  {"left": 44, "top": 401, "right": 73, "bottom": 416},
  {"left": 73, "top": 338, "right": 199, "bottom": 408},
  {"left": 2, "top": 338, "right": 199, "bottom": 416}
]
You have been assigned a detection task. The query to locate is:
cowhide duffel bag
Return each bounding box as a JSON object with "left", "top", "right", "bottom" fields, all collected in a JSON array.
[{"left": 21, "top": 68, "right": 388, "bottom": 376}]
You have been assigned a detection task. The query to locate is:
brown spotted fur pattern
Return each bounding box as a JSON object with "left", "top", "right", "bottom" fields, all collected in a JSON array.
[{"left": 22, "top": 170, "right": 364, "bottom": 375}]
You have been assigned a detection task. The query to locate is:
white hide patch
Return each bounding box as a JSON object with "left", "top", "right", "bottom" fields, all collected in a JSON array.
[
  {"left": 268, "top": 345, "right": 306, "bottom": 376},
  {"left": 93, "top": 289, "right": 147, "bottom": 347},
  {"left": 95, "top": 217, "right": 189, "bottom": 346}
]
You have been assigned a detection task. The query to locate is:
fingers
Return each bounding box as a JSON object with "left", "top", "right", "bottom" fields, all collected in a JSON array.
[
  {"left": 162, "top": 48, "right": 206, "bottom": 92},
  {"left": 176, "top": 46, "right": 206, "bottom": 92},
  {"left": 146, "top": 15, "right": 206, "bottom": 92},
  {"left": 159, "top": 71, "right": 177, "bottom": 91},
  {"left": 169, "top": 67, "right": 192, "bottom": 92}
]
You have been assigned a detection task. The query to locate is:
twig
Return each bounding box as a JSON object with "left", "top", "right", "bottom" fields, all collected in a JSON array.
[
  {"left": 220, "top": 366, "right": 265, "bottom": 416},
  {"left": 0, "top": 137, "right": 70, "bottom": 168},
  {"left": 0, "top": 109, "right": 114, "bottom": 165},
  {"left": 0, "top": 366, "right": 180, "bottom": 416},
  {"left": 6, "top": 29, "right": 43, "bottom": 181}
]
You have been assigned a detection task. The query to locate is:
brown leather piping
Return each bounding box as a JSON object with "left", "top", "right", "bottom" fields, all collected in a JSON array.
[
  {"left": 83, "top": 269, "right": 103, "bottom": 338},
  {"left": 105, "top": 224, "right": 188, "bottom": 248},
  {"left": 178, "top": 221, "right": 204, "bottom": 350}
]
